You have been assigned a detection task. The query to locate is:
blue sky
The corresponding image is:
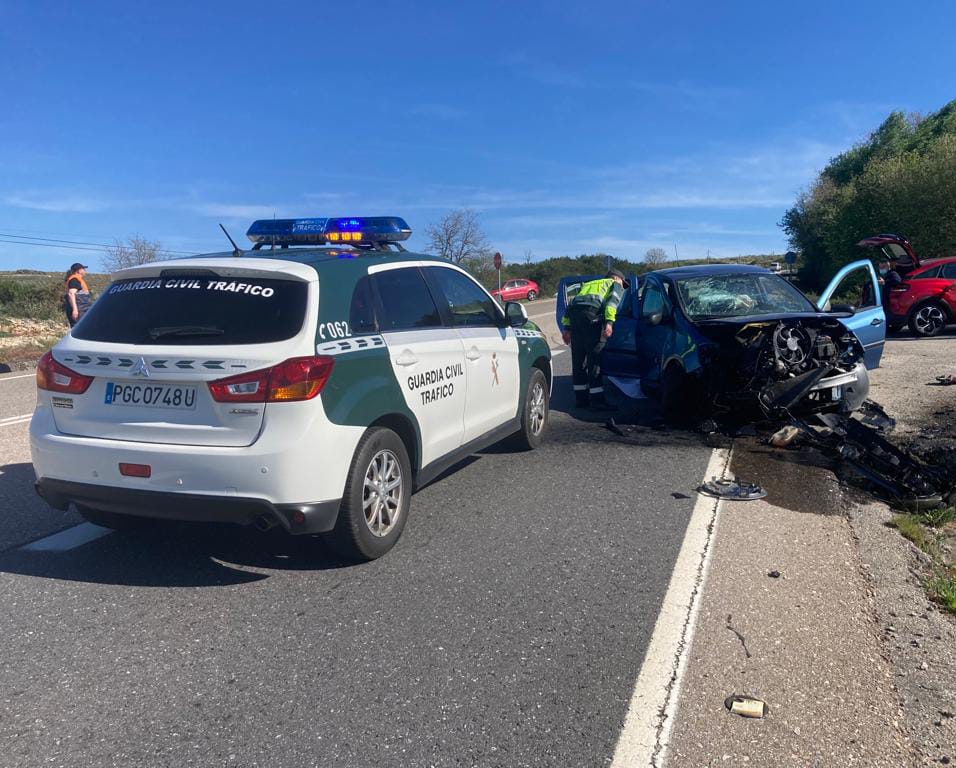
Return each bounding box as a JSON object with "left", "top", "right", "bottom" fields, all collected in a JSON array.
[{"left": 1, "top": 0, "right": 954, "bottom": 271}]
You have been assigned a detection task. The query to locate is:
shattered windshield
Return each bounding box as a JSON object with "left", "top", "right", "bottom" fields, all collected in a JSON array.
[{"left": 676, "top": 273, "right": 816, "bottom": 320}]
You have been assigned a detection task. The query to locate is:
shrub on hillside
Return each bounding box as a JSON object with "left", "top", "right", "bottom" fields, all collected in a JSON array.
[
  {"left": 0, "top": 278, "right": 66, "bottom": 321},
  {"left": 782, "top": 99, "right": 956, "bottom": 292}
]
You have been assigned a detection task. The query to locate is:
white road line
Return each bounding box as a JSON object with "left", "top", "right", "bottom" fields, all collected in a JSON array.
[
  {"left": 21, "top": 523, "right": 113, "bottom": 552},
  {"left": 0, "top": 414, "right": 32, "bottom": 427},
  {"left": 610, "top": 447, "right": 731, "bottom": 768},
  {"left": 0, "top": 372, "right": 36, "bottom": 381}
]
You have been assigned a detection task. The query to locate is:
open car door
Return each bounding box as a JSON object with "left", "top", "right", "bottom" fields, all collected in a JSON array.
[
  {"left": 555, "top": 274, "right": 601, "bottom": 334},
  {"left": 816, "top": 259, "right": 886, "bottom": 369}
]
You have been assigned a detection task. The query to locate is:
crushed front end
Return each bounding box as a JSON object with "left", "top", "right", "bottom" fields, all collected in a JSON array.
[{"left": 695, "top": 316, "right": 869, "bottom": 418}]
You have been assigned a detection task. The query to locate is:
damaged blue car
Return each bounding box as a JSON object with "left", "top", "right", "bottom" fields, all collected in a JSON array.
[{"left": 556, "top": 261, "right": 885, "bottom": 421}]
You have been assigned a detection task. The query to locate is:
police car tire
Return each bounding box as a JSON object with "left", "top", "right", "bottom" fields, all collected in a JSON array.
[
  {"left": 508, "top": 368, "right": 549, "bottom": 451},
  {"left": 328, "top": 427, "right": 412, "bottom": 561}
]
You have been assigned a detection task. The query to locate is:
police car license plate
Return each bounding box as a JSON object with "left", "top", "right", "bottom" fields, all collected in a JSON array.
[{"left": 104, "top": 382, "right": 198, "bottom": 410}]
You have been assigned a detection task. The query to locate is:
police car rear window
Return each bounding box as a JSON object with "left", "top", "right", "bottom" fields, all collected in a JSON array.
[{"left": 72, "top": 275, "right": 308, "bottom": 345}]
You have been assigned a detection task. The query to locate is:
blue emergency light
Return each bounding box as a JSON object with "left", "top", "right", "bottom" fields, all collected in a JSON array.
[{"left": 246, "top": 217, "right": 412, "bottom": 248}]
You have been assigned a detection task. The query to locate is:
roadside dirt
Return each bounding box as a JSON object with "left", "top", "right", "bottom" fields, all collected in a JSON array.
[
  {"left": 854, "top": 330, "right": 956, "bottom": 766},
  {"left": 0, "top": 318, "right": 62, "bottom": 372},
  {"left": 666, "top": 329, "right": 955, "bottom": 766}
]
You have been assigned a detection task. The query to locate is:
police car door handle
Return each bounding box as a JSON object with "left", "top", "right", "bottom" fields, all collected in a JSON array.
[
  {"left": 395, "top": 351, "right": 418, "bottom": 367},
  {"left": 465, "top": 348, "right": 481, "bottom": 361}
]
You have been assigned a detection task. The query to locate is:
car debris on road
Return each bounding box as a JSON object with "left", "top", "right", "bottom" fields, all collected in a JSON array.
[{"left": 697, "top": 478, "right": 767, "bottom": 501}]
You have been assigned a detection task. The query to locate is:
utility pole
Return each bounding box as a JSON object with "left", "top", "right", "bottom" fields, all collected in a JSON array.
[{"left": 673, "top": 243, "right": 678, "bottom": 262}]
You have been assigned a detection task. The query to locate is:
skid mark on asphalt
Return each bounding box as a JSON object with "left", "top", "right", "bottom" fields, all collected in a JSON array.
[{"left": 21, "top": 523, "right": 113, "bottom": 552}]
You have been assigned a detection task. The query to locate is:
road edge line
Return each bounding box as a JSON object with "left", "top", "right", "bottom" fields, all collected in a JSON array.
[{"left": 610, "top": 446, "right": 731, "bottom": 768}]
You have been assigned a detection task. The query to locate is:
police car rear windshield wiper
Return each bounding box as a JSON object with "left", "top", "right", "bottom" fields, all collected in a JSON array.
[{"left": 147, "top": 325, "right": 225, "bottom": 340}]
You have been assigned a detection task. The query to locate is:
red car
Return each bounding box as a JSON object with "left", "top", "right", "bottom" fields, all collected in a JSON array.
[
  {"left": 491, "top": 278, "right": 539, "bottom": 302},
  {"left": 857, "top": 234, "right": 956, "bottom": 337}
]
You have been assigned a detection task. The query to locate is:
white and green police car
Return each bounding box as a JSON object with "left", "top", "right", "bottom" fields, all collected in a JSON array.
[{"left": 31, "top": 217, "right": 552, "bottom": 560}]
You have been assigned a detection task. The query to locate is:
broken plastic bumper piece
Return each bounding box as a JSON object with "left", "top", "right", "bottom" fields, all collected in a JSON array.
[{"left": 697, "top": 478, "right": 767, "bottom": 501}]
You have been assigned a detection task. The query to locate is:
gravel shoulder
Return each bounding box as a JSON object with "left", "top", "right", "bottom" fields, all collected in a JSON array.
[{"left": 666, "top": 330, "right": 956, "bottom": 767}]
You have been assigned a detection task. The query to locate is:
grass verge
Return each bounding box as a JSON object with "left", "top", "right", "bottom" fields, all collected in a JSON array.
[{"left": 890, "top": 507, "right": 956, "bottom": 615}]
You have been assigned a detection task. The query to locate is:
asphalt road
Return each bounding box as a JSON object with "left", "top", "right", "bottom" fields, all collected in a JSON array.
[{"left": 0, "top": 307, "right": 716, "bottom": 768}]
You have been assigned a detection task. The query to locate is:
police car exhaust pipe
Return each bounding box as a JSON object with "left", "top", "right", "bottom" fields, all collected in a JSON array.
[{"left": 254, "top": 515, "right": 278, "bottom": 532}]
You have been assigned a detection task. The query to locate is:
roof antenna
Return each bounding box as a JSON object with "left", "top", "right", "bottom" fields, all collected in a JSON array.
[{"left": 219, "top": 223, "right": 243, "bottom": 257}]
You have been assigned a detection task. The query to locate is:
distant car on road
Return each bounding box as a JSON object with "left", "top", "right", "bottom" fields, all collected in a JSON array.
[
  {"left": 857, "top": 234, "right": 956, "bottom": 337},
  {"left": 556, "top": 261, "right": 885, "bottom": 421},
  {"left": 491, "top": 279, "right": 539, "bottom": 302}
]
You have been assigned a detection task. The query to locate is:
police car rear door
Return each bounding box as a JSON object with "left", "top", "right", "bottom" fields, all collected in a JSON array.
[
  {"left": 370, "top": 265, "right": 467, "bottom": 467},
  {"left": 424, "top": 265, "right": 520, "bottom": 444}
]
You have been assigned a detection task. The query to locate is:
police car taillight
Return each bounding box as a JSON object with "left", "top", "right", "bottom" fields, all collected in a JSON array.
[
  {"left": 36, "top": 351, "right": 94, "bottom": 395},
  {"left": 208, "top": 356, "right": 335, "bottom": 403}
]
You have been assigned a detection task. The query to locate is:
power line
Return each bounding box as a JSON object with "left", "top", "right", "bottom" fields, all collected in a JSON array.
[
  {"left": 0, "top": 236, "right": 197, "bottom": 257},
  {"left": 0, "top": 231, "right": 196, "bottom": 255}
]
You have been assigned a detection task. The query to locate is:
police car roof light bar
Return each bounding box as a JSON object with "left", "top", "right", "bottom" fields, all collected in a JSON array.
[{"left": 246, "top": 217, "right": 412, "bottom": 250}]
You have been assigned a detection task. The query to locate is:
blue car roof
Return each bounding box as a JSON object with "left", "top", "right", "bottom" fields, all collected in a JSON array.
[{"left": 652, "top": 264, "right": 769, "bottom": 278}]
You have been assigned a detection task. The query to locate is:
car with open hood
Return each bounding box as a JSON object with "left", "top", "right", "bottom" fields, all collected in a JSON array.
[
  {"left": 857, "top": 234, "right": 956, "bottom": 337},
  {"left": 556, "top": 260, "right": 885, "bottom": 422}
]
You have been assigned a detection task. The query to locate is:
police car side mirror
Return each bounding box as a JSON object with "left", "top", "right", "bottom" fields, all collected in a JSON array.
[{"left": 504, "top": 301, "right": 528, "bottom": 327}]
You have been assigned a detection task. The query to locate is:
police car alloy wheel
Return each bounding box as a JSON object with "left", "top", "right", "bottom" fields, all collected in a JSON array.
[
  {"left": 509, "top": 368, "right": 549, "bottom": 450},
  {"left": 330, "top": 427, "right": 411, "bottom": 561},
  {"left": 363, "top": 448, "right": 404, "bottom": 537}
]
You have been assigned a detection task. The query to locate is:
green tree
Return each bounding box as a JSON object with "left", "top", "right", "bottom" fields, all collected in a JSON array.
[{"left": 781, "top": 99, "right": 956, "bottom": 291}]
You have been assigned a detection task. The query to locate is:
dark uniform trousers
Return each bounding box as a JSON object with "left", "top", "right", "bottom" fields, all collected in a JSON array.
[{"left": 568, "top": 304, "right": 607, "bottom": 406}]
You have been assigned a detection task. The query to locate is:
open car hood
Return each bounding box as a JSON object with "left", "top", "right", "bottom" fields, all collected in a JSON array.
[{"left": 857, "top": 233, "right": 921, "bottom": 269}]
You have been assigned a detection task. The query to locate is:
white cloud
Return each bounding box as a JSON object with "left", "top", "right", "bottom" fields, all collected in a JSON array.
[{"left": 3, "top": 194, "right": 109, "bottom": 213}]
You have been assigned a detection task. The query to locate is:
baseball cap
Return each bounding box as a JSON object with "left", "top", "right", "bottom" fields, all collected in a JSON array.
[
  {"left": 69, "top": 262, "right": 88, "bottom": 272},
  {"left": 607, "top": 268, "right": 631, "bottom": 289}
]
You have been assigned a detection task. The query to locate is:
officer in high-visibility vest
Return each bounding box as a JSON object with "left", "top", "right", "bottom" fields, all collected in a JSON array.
[
  {"left": 561, "top": 269, "right": 629, "bottom": 408},
  {"left": 63, "top": 262, "right": 92, "bottom": 327}
]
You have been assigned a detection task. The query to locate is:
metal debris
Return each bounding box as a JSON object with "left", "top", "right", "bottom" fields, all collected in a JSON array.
[
  {"left": 768, "top": 570, "right": 781, "bottom": 578},
  {"left": 791, "top": 414, "right": 950, "bottom": 509},
  {"left": 671, "top": 492, "right": 692, "bottom": 500},
  {"left": 935, "top": 374, "right": 956, "bottom": 386},
  {"left": 698, "top": 478, "right": 767, "bottom": 501}
]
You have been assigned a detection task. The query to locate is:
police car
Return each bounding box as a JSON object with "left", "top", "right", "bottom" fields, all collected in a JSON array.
[{"left": 31, "top": 217, "right": 552, "bottom": 560}]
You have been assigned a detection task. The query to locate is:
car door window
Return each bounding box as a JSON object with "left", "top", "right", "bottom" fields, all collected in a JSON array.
[
  {"left": 428, "top": 267, "right": 503, "bottom": 328},
  {"left": 825, "top": 266, "right": 878, "bottom": 310},
  {"left": 641, "top": 281, "right": 665, "bottom": 319},
  {"left": 372, "top": 268, "right": 442, "bottom": 331},
  {"left": 910, "top": 265, "right": 942, "bottom": 279},
  {"left": 941, "top": 263, "right": 956, "bottom": 279},
  {"left": 349, "top": 276, "right": 378, "bottom": 333}
]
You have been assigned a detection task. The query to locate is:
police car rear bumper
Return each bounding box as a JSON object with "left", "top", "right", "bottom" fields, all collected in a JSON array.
[{"left": 35, "top": 478, "right": 341, "bottom": 535}]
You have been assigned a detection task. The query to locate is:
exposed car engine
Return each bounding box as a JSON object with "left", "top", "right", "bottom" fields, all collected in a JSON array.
[{"left": 697, "top": 317, "right": 868, "bottom": 417}]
